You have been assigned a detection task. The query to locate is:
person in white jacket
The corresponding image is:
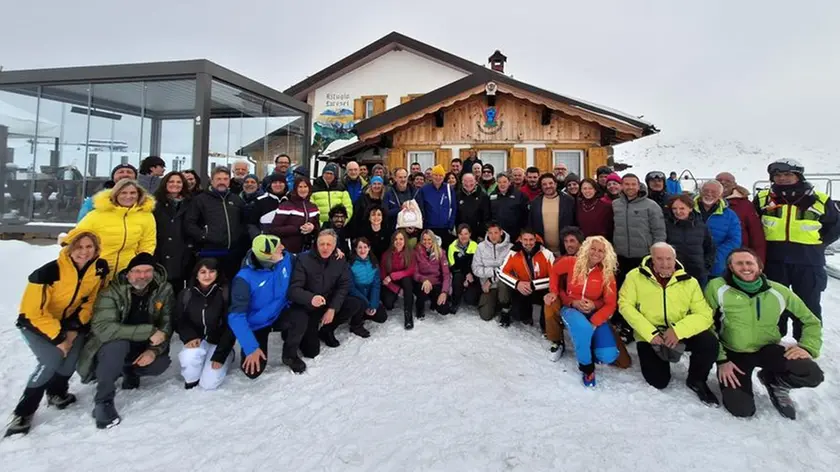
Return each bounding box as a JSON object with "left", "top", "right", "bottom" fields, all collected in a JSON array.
[{"left": 471, "top": 222, "right": 514, "bottom": 321}]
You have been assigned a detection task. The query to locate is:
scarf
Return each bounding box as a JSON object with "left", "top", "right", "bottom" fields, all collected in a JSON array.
[{"left": 732, "top": 274, "right": 764, "bottom": 294}]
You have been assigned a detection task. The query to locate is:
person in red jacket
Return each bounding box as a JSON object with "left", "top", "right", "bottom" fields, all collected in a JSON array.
[
  {"left": 264, "top": 177, "right": 320, "bottom": 254},
  {"left": 380, "top": 230, "right": 417, "bottom": 329},
  {"left": 715, "top": 172, "right": 767, "bottom": 263},
  {"left": 498, "top": 228, "right": 555, "bottom": 328},
  {"left": 544, "top": 236, "right": 619, "bottom": 387},
  {"left": 576, "top": 178, "right": 614, "bottom": 239},
  {"left": 520, "top": 166, "right": 543, "bottom": 202}
]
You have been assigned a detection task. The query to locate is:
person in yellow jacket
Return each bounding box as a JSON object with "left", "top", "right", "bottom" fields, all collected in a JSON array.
[
  {"left": 76, "top": 179, "right": 157, "bottom": 277},
  {"left": 5, "top": 229, "right": 110, "bottom": 437},
  {"left": 618, "top": 242, "right": 720, "bottom": 406}
]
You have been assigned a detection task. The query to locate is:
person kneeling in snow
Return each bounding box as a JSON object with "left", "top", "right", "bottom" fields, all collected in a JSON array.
[
  {"left": 76, "top": 253, "right": 174, "bottom": 429},
  {"left": 348, "top": 237, "right": 388, "bottom": 327},
  {"left": 471, "top": 222, "right": 513, "bottom": 322},
  {"left": 544, "top": 236, "right": 619, "bottom": 386},
  {"left": 228, "top": 235, "right": 307, "bottom": 377},
  {"left": 176, "top": 258, "right": 236, "bottom": 389},
  {"left": 705, "top": 248, "right": 823, "bottom": 419},
  {"left": 618, "top": 243, "right": 719, "bottom": 406},
  {"left": 288, "top": 229, "right": 366, "bottom": 357},
  {"left": 412, "top": 230, "right": 452, "bottom": 320},
  {"left": 497, "top": 228, "right": 554, "bottom": 328}
]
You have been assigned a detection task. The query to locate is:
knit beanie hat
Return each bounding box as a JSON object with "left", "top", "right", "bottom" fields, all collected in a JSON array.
[
  {"left": 370, "top": 176, "right": 384, "bottom": 185},
  {"left": 127, "top": 252, "right": 156, "bottom": 271},
  {"left": 252, "top": 234, "right": 281, "bottom": 261},
  {"left": 323, "top": 163, "right": 339, "bottom": 176},
  {"left": 565, "top": 173, "right": 580, "bottom": 183},
  {"left": 244, "top": 174, "right": 259, "bottom": 184},
  {"left": 268, "top": 172, "right": 286, "bottom": 184},
  {"left": 431, "top": 165, "right": 446, "bottom": 176},
  {"left": 482, "top": 163, "right": 495, "bottom": 175},
  {"left": 110, "top": 163, "right": 138, "bottom": 181},
  {"left": 596, "top": 166, "right": 613, "bottom": 177},
  {"left": 606, "top": 173, "right": 622, "bottom": 184}
]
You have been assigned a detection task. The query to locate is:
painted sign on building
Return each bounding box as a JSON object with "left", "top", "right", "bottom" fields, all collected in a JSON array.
[{"left": 313, "top": 92, "right": 356, "bottom": 152}]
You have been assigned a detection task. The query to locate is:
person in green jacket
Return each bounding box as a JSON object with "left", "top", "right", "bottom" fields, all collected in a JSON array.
[
  {"left": 76, "top": 253, "right": 174, "bottom": 429},
  {"left": 705, "top": 248, "right": 824, "bottom": 420},
  {"left": 311, "top": 163, "right": 354, "bottom": 225},
  {"left": 618, "top": 243, "right": 719, "bottom": 405}
]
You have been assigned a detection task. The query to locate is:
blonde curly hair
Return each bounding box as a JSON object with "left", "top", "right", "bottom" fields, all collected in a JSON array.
[{"left": 572, "top": 236, "right": 618, "bottom": 293}]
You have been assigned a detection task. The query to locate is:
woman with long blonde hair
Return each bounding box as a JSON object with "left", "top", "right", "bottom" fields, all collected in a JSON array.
[
  {"left": 412, "top": 230, "right": 451, "bottom": 320},
  {"left": 544, "top": 236, "right": 619, "bottom": 387}
]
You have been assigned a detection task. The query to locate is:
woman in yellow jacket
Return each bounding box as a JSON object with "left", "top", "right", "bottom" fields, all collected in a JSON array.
[
  {"left": 76, "top": 179, "right": 157, "bottom": 277},
  {"left": 5, "top": 229, "right": 110, "bottom": 437}
]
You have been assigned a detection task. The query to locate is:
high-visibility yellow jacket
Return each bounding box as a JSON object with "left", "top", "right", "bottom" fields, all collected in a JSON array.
[{"left": 755, "top": 189, "right": 828, "bottom": 245}]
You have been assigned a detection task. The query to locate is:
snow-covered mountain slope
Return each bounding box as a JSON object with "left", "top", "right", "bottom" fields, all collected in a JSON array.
[
  {"left": 1, "top": 241, "right": 839, "bottom": 470},
  {"left": 614, "top": 136, "right": 840, "bottom": 194}
]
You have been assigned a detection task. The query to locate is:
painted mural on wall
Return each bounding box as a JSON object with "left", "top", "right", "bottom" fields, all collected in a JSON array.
[{"left": 313, "top": 92, "right": 356, "bottom": 153}]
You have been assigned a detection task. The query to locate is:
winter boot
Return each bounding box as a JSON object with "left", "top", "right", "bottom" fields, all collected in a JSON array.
[
  {"left": 582, "top": 372, "right": 597, "bottom": 388},
  {"left": 415, "top": 301, "right": 426, "bottom": 321},
  {"left": 758, "top": 370, "right": 796, "bottom": 420},
  {"left": 404, "top": 307, "right": 414, "bottom": 330},
  {"left": 686, "top": 379, "right": 720, "bottom": 407},
  {"left": 93, "top": 401, "right": 121, "bottom": 429},
  {"left": 548, "top": 342, "right": 566, "bottom": 362},
  {"left": 45, "top": 374, "right": 76, "bottom": 409},
  {"left": 13, "top": 386, "right": 46, "bottom": 419},
  {"left": 282, "top": 356, "right": 307, "bottom": 374},
  {"left": 350, "top": 325, "right": 371, "bottom": 338},
  {"left": 184, "top": 381, "right": 199, "bottom": 390},
  {"left": 319, "top": 328, "right": 340, "bottom": 348},
  {"left": 122, "top": 369, "right": 140, "bottom": 390},
  {"left": 499, "top": 313, "right": 511, "bottom": 328},
  {"left": 47, "top": 392, "right": 77, "bottom": 410},
  {"left": 4, "top": 414, "right": 33, "bottom": 437}
]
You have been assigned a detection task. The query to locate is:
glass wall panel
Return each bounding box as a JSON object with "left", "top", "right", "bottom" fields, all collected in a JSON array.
[
  {"left": 0, "top": 86, "right": 43, "bottom": 223},
  {"left": 144, "top": 80, "right": 195, "bottom": 173}
]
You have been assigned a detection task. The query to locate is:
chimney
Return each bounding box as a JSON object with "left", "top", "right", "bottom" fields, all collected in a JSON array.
[{"left": 488, "top": 50, "right": 507, "bottom": 73}]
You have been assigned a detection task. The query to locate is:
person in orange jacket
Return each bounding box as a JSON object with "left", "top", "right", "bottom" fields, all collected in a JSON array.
[
  {"left": 498, "top": 228, "right": 555, "bottom": 328},
  {"left": 543, "top": 236, "right": 619, "bottom": 387}
]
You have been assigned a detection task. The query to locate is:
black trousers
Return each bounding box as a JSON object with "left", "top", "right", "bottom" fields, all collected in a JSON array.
[
  {"left": 764, "top": 262, "right": 826, "bottom": 339},
  {"left": 297, "top": 297, "right": 366, "bottom": 359},
  {"left": 720, "top": 344, "right": 824, "bottom": 418},
  {"left": 451, "top": 272, "right": 481, "bottom": 308},
  {"left": 354, "top": 298, "right": 388, "bottom": 323},
  {"left": 381, "top": 277, "right": 414, "bottom": 312},
  {"left": 510, "top": 289, "right": 547, "bottom": 329},
  {"left": 636, "top": 330, "right": 718, "bottom": 389},
  {"left": 413, "top": 281, "right": 450, "bottom": 315},
  {"left": 239, "top": 309, "right": 308, "bottom": 379},
  {"left": 94, "top": 340, "right": 171, "bottom": 404}
]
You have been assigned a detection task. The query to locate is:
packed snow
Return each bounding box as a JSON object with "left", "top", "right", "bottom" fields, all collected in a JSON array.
[{"left": 1, "top": 240, "right": 839, "bottom": 471}]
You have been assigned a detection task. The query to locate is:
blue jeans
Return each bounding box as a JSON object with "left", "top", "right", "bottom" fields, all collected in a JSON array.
[{"left": 561, "top": 307, "right": 619, "bottom": 372}]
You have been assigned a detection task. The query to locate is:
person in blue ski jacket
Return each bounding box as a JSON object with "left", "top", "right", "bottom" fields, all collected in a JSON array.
[
  {"left": 228, "top": 234, "right": 308, "bottom": 377},
  {"left": 666, "top": 171, "right": 683, "bottom": 195},
  {"left": 348, "top": 237, "right": 388, "bottom": 326},
  {"left": 415, "top": 164, "right": 457, "bottom": 249},
  {"left": 695, "top": 181, "right": 741, "bottom": 276}
]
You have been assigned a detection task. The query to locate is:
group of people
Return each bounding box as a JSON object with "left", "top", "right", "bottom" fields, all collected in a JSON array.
[{"left": 5, "top": 152, "right": 834, "bottom": 436}]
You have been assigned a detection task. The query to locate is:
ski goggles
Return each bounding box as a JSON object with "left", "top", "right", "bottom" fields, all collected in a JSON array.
[
  {"left": 646, "top": 171, "right": 666, "bottom": 180},
  {"left": 767, "top": 161, "right": 804, "bottom": 176}
]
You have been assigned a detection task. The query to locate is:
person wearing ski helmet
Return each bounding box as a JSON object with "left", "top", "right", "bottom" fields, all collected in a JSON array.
[{"left": 753, "top": 159, "right": 840, "bottom": 339}]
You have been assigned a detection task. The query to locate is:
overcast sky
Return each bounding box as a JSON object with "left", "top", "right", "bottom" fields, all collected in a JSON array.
[{"left": 2, "top": 0, "right": 839, "bottom": 149}]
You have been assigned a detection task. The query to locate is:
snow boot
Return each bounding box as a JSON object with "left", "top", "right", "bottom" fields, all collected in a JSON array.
[
  {"left": 4, "top": 414, "right": 33, "bottom": 437},
  {"left": 282, "top": 356, "right": 307, "bottom": 374},
  {"left": 686, "top": 379, "right": 720, "bottom": 407},
  {"left": 184, "top": 381, "right": 199, "bottom": 390},
  {"left": 122, "top": 369, "right": 140, "bottom": 390},
  {"left": 548, "top": 342, "right": 566, "bottom": 362},
  {"left": 582, "top": 372, "right": 597, "bottom": 388},
  {"left": 12, "top": 386, "right": 46, "bottom": 418},
  {"left": 45, "top": 374, "right": 76, "bottom": 409},
  {"left": 319, "top": 328, "right": 340, "bottom": 348},
  {"left": 499, "top": 313, "right": 511, "bottom": 328},
  {"left": 415, "top": 302, "right": 426, "bottom": 321},
  {"left": 93, "top": 401, "right": 121, "bottom": 429},
  {"left": 47, "top": 392, "right": 77, "bottom": 410},
  {"left": 350, "top": 325, "right": 371, "bottom": 338},
  {"left": 404, "top": 307, "right": 414, "bottom": 330},
  {"left": 758, "top": 370, "right": 796, "bottom": 420}
]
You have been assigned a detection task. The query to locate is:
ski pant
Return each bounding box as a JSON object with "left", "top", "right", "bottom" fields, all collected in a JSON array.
[
  {"left": 719, "top": 344, "right": 824, "bottom": 418},
  {"left": 94, "top": 340, "right": 171, "bottom": 404},
  {"left": 350, "top": 296, "right": 388, "bottom": 323},
  {"left": 510, "top": 289, "right": 547, "bottom": 329},
  {"left": 615, "top": 256, "right": 644, "bottom": 329},
  {"left": 764, "top": 262, "right": 826, "bottom": 339},
  {"left": 413, "top": 281, "right": 450, "bottom": 315},
  {"left": 297, "top": 297, "right": 366, "bottom": 359},
  {"left": 451, "top": 272, "right": 480, "bottom": 309},
  {"left": 178, "top": 340, "right": 233, "bottom": 389},
  {"left": 562, "top": 307, "right": 619, "bottom": 374},
  {"left": 240, "top": 310, "right": 308, "bottom": 379},
  {"left": 636, "top": 330, "right": 718, "bottom": 389},
  {"left": 544, "top": 299, "right": 566, "bottom": 343},
  {"left": 14, "top": 328, "right": 85, "bottom": 416},
  {"left": 381, "top": 277, "right": 414, "bottom": 312},
  {"left": 477, "top": 284, "right": 511, "bottom": 321}
]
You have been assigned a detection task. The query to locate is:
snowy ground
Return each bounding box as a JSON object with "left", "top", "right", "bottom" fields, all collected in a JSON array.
[{"left": 1, "top": 241, "right": 839, "bottom": 471}]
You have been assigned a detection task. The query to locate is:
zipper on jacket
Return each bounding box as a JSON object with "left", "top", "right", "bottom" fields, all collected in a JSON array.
[
  {"left": 784, "top": 206, "right": 792, "bottom": 242},
  {"left": 201, "top": 305, "right": 208, "bottom": 338},
  {"left": 222, "top": 196, "right": 231, "bottom": 249},
  {"left": 114, "top": 212, "right": 129, "bottom": 272},
  {"left": 624, "top": 200, "right": 631, "bottom": 254},
  {"left": 662, "top": 283, "right": 669, "bottom": 327},
  {"left": 756, "top": 297, "right": 761, "bottom": 321}
]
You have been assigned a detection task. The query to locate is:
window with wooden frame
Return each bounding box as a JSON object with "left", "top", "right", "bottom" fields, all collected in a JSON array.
[
  {"left": 354, "top": 95, "right": 388, "bottom": 120},
  {"left": 552, "top": 150, "right": 584, "bottom": 176},
  {"left": 478, "top": 150, "right": 508, "bottom": 173},
  {"left": 400, "top": 93, "right": 425, "bottom": 104},
  {"left": 407, "top": 150, "right": 435, "bottom": 172}
]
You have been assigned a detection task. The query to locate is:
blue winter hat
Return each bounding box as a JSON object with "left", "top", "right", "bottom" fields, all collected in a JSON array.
[
  {"left": 370, "top": 176, "right": 384, "bottom": 185},
  {"left": 244, "top": 173, "right": 259, "bottom": 183},
  {"left": 323, "top": 163, "right": 338, "bottom": 176}
]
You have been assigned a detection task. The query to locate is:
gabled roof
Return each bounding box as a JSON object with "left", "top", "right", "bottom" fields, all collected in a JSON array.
[
  {"left": 352, "top": 68, "right": 658, "bottom": 138},
  {"left": 283, "top": 32, "right": 487, "bottom": 100}
]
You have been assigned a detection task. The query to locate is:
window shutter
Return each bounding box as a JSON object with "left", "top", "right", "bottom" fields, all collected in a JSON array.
[
  {"left": 400, "top": 96, "right": 411, "bottom": 104},
  {"left": 459, "top": 148, "right": 473, "bottom": 160},
  {"left": 509, "top": 147, "right": 526, "bottom": 170},
  {"left": 373, "top": 96, "right": 387, "bottom": 115},
  {"left": 586, "top": 147, "right": 609, "bottom": 178},
  {"left": 436, "top": 148, "right": 452, "bottom": 168},
  {"left": 353, "top": 99, "right": 364, "bottom": 120},
  {"left": 387, "top": 148, "right": 405, "bottom": 171},
  {"left": 534, "top": 148, "right": 551, "bottom": 173}
]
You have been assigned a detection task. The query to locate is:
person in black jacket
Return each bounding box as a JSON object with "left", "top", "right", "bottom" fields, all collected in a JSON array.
[
  {"left": 153, "top": 171, "right": 194, "bottom": 294},
  {"left": 351, "top": 176, "right": 386, "bottom": 238},
  {"left": 184, "top": 167, "right": 247, "bottom": 281},
  {"left": 323, "top": 205, "right": 352, "bottom": 256},
  {"left": 489, "top": 173, "right": 528, "bottom": 240},
  {"left": 456, "top": 173, "right": 491, "bottom": 241},
  {"left": 287, "top": 229, "right": 367, "bottom": 358},
  {"left": 176, "top": 259, "right": 235, "bottom": 390},
  {"left": 360, "top": 207, "right": 390, "bottom": 261},
  {"left": 248, "top": 187, "right": 281, "bottom": 240},
  {"left": 447, "top": 224, "right": 480, "bottom": 312},
  {"left": 528, "top": 174, "right": 576, "bottom": 256},
  {"left": 665, "top": 194, "right": 716, "bottom": 287}
]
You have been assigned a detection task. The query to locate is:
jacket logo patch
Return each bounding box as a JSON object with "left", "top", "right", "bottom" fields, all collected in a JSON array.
[
  {"left": 258, "top": 281, "right": 267, "bottom": 287},
  {"left": 154, "top": 301, "right": 163, "bottom": 311},
  {"left": 95, "top": 266, "right": 106, "bottom": 277},
  {"left": 282, "top": 268, "right": 288, "bottom": 277}
]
